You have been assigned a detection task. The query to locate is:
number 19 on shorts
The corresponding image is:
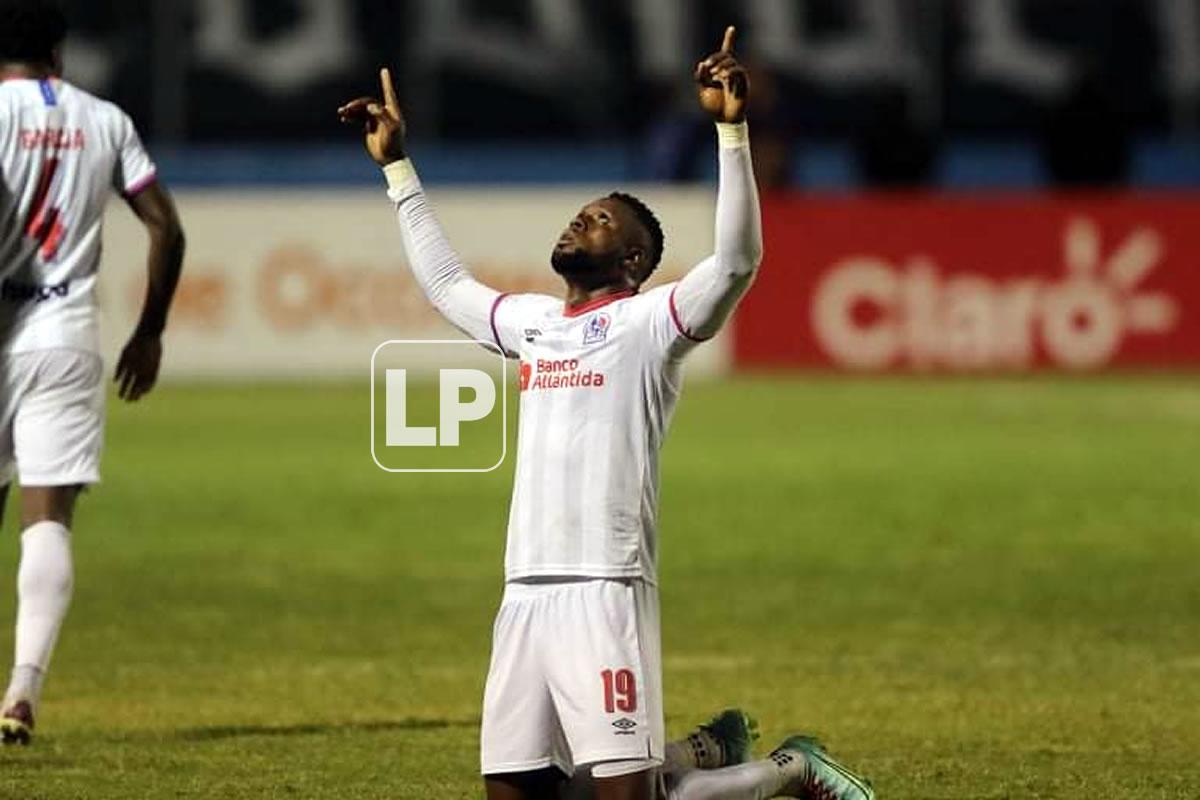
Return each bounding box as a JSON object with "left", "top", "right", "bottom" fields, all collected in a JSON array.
[{"left": 601, "top": 668, "right": 637, "bottom": 713}]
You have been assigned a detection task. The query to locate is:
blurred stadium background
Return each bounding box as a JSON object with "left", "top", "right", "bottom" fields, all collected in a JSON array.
[
  {"left": 61, "top": 0, "right": 1200, "bottom": 375},
  {"left": 4, "top": 2, "right": 1200, "bottom": 798}
]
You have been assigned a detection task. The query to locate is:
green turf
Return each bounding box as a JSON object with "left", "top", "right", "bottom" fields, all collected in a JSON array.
[{"left": 1, "top": 376, "right": 1197, "bottom": 798}]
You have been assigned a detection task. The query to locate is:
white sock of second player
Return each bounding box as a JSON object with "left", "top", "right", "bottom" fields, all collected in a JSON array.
[{"left": 5, "top": 521, "right": 74, "bottom": 711}]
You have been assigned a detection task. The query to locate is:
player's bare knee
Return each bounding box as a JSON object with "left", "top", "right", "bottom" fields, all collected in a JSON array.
[
  {"left": 18, "top": 485, "right": 81, "bottom": 529},
  {"left": 593, "top": 768, "right": 655, "bottom": 800},
  {"left": 486, "top": 768, "right": 568, "bottom": 800}
]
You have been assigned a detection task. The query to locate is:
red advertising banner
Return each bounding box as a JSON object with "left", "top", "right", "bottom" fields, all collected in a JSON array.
[{"left": 735, "top": 195, "right": 1200, "bottom": 371}]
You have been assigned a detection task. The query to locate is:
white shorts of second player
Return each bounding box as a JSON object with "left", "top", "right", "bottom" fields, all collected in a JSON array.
[
  {"left": 480, "top": 577, "right": 664, "bottom": 777},
  {"left": 0, "top": 348, "right": 104, "bottom": 487}
]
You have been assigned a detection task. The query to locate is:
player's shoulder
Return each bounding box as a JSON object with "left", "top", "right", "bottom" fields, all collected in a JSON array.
[
  {"left": 499, "top": 292, "right": 561, "bottom": 318},
  {"left": 617, "top": 283, "right": 675, "bottom": 319},
  {"left": 0, "top": 81, "right": 130, "bottom": 133},
  {"left": 57, "top": 82, "right": 134, "bottom": 128},
  {"left": 636, "top": 283, "right": 676, "bottom": 304},
  {"left": 80, "top": 87, "right": 129, "bottom": 121},
  {"left": 0, "top": 79, "right": 28, "bottom": 114}
]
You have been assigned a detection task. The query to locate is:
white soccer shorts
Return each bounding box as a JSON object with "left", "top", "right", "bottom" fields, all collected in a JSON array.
[
  {"left": 0, "top": 348, "right": 104, "bottom": 487},
  {"left": 480, "top": 577, "right": 664, "bottom": 777}
]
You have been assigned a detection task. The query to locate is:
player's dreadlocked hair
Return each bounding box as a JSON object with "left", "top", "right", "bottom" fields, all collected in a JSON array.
[
  {"left": 608, "top": 191, "right": 665, "bottom": 278},
  {"left": 0, "top": 0, "right": 67, "bottom": 66}
]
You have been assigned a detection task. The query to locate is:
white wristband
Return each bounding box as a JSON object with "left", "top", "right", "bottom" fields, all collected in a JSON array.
[
  {"left": 383, "top": 159, "right": 417, "bottom": 192},
  {"left": 716, "top": 122, "right": 750, "bottom": 150}
]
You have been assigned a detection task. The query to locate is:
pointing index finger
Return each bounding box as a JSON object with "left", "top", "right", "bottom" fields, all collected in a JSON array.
[
  {"left": 380, "top": 67, "right": 400, "bottom": 115},
  {"left": 721, "top": 25, "right": 736, "bottom": 54}
]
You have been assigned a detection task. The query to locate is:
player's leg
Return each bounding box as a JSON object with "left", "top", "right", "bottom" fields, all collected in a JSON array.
[
  {"left": 592, "top": 767, "right": 655, "bottom": 800},
  {"left": 486, "top": 768, "right": 569, "bottom": 800},
  {"left": 19, "top": 485, "right": 80, "bottom": 527},
  {"left": 564, "top": 709, "right": 758, "bottom": 800},
  {"left": 663, "top": 709, "right": 758, "bottom": 775},
  {"left": 3, "top": 484, "right": 80, "bottom": 742},
  {"left": 481, "top": 583, "right": 574, "bottom": 799},
  {"left": 548, "top": 579, "right": 665, "bottom": 800},
  {"left": 664, "top": 736, "right": 874, "bottom": 800},
  {"left": 2, "top": 350, "right": 102, "bottom": 744},
  {"left": 663, "top": 759, "right": 785, "bottom": 800}
]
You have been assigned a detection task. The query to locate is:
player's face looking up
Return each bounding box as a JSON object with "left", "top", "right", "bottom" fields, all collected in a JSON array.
[{"left": 551, "top": 197, "right": 653, "bottom": 292}]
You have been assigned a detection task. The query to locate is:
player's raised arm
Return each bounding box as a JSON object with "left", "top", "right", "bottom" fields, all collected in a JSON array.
[
  {"left": 338, "top": 68, "right": 503, "bottom": 346},
  {"left": 669, "top": 27, "right": 764, "bottom": 344}
]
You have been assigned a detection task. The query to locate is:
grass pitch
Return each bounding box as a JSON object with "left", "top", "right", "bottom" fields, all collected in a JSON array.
[{"left": 0, "top": 376, "right": 1197, "bottom": 799}]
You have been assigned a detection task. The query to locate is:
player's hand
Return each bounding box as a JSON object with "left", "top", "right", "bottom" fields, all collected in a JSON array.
[
  {"left": 695, "top": 26, "right": 749, "bottom": 124},
  {"left": 114, "top": 334, "right": 162, "bottom": 402},
  {"left": 338, "top": 67, "right": 407, "bottom": 166}
]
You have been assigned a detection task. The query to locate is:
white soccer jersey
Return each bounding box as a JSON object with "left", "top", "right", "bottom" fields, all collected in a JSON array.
[
  {"left": 488, "top": 286, "right": 694, "bottom": 582},
  {"left": 388, "top": 123, "right": 761, "bottom": 584},
  {"left": 0, "top": 77, "right": 157, "bottom": 353}
]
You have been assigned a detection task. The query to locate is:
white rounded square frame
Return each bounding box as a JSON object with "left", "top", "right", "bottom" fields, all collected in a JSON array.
[{"left": 370, "top": 339, "right": 508, "bottom": 473}]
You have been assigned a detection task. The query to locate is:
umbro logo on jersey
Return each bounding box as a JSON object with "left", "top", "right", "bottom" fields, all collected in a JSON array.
[
  {"left": 582, "top": 312, "right": 611, "bottom": 345},
  {"left": 523, "top": 328, "right": 542, "bottom": 343},
  {"left": 612, "top": 717, "right": 637, "bottom": 735}
]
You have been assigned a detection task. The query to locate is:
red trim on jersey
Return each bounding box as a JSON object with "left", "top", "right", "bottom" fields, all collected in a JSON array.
[
  {"left": 668, "top": 285, "right": 711, "bottom": 342},
  {"left": 563, "top": 289, "right": 634, "bottom": 318},
  {"left": 489, "top": 292, "right": 513, "bottom": 352},
  {"left": 122, "top": 171, "right": 158, "bottom": 199}
]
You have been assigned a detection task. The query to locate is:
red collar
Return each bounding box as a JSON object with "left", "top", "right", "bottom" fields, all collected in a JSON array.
[{"left": 563, "top": 289, "right": 635, "bottom": 318}]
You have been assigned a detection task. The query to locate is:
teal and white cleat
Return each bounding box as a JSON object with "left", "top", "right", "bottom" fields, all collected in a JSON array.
[
  {"left": 772, "top": 735, "right": 874, "bottom": 800},
  {"left": 689, "top": 708, "right": 759, "bottom": 769}
]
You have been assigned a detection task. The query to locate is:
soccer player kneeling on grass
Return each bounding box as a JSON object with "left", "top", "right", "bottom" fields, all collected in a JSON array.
[
  {"left": 341, "top": 26, "right": 873, "bottom": 800},
  {"left": 0, "top": 0, "right": 185, "bottom": 744}
]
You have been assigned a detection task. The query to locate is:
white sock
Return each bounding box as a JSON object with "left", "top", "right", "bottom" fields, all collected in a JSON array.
[
  {"left": 5, "top": 521, "right": 74, "bottom": 710},
  {"left": 666, "top": 760, "right": 790, "bottom": 800}
]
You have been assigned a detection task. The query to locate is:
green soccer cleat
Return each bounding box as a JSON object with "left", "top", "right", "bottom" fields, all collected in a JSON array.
[
  {"left": 772, "top": 735, "right": 874, "bottom": 800},
  {"left": 1, "top": 701, "right": 34, "bottom": 746},
  {"left": 687, "top": 708, "right": 760, "bottom": 769}
]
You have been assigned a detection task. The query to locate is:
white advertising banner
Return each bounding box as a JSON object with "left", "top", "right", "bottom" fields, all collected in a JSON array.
[{"left": 98, "top": 188, "right": 730, "bottom": 379}]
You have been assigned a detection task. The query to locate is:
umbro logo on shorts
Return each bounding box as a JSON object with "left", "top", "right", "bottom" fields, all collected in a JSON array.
[{"left": 612, "top": 717, "right": 637, "bottom": 735}]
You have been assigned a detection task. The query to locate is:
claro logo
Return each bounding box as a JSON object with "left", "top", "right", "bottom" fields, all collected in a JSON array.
[{"left": 812, "top": 218, "right": 1181, "bottom": 370}]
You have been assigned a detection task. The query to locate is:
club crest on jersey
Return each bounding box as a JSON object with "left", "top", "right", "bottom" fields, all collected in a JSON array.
[{"left": 582, "top": 312, "right": 611, "bottom": 345}]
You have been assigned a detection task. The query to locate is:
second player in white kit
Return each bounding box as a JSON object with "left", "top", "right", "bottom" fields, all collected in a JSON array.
[
  {"left": 1, "top": 76, "right": 156, "bottom": 487},
  {"left": 0, "top": 0, "right": 185, "bottom": 744}
]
